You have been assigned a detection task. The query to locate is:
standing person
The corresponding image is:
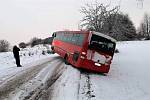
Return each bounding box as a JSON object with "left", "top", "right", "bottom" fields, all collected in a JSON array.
[{"left": 13, "top": 45, "right": 22, "bottom": 67}]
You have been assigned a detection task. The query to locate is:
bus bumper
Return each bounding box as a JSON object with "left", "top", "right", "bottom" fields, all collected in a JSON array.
[{"left": 80, "top": 59, "right": 110, "bottom": 73}]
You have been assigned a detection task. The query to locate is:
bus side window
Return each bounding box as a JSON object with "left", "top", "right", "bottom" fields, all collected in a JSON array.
[
  {"left": 75, "top": 34, "right": 79, "bottom": 45},
  {"left": 71, "top": 34, "right": 76, "bottom": 43},
  {"left": 55, "top": 32, "right": 63, "bottom": 40},
  {"left": 74, "top": 34, "right": 79, "bottom": 45},
  {"left": 60, "top": 32, "right": 65, "bottom": 41},
  {"left": 64, "top": 34, "right": 67, "bottom": 42},
  {"left": 67, "top": 34, "right": 72, "bottom": 42},
  {"left": 78, "top": 34, "right": 85, "bottom": 46},
  {"left": 56, "top": 33, "right": 60, "bottom": 40},
  {"left": 66, "top": 35, "right": 69, "bottom": 42}
]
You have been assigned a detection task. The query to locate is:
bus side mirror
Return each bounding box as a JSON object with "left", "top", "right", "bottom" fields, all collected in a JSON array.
[{"left": 52, "top": 33, "right": 56, "bottom": 37}]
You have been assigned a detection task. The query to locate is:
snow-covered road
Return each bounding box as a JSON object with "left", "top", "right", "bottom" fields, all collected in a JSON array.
[
  {"left": 7, "top": 58, "right": 63, "bottom": 100},
  {"left": 0, "top": 55, "right": 60, "bottom": 99}
]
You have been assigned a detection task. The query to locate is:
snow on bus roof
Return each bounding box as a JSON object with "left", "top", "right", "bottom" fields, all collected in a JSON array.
[
  {"left": 55, "top": 30, "right": 88, "bottom": 33},
  {"left": 92, "top": 31, "right": 117, "bottom": 42}
]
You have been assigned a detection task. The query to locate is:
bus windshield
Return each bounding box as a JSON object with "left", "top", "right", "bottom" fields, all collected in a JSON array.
[{"left": 89, "top": 34, "right": 115, "bottom": 55}]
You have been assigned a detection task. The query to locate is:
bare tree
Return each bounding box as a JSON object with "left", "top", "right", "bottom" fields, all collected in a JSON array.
[
  {"left": 80, "top": 2, "right": 137, "bottom": 41},
  {"left": 0, "top": 40, "right": 10, "bottom": 52},
  {"left": 138, "top": 13, "right": 150, "bottom": 39},
  {"left": 80, "top": 2, "right": 120, "bottom": 32},
  {"left": 144, "top": 14, "right": 150, "bottom": 38}
]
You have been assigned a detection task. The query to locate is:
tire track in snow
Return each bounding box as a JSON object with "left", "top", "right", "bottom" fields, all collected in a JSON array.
[
  {"left": 79, "top": 71, "right": 95, "bottom": 100},
  {"left": 37, "top": 62, "right": 66, "bottom": 100},
  {"left": 45, "top": 64, "right": 81, "bottom": 100},
  {"left": 0, "top": 56, "right": 59, "bottom": 85},
  {"left": 23, "top": 61, "right": 64, "bottom": 100}
]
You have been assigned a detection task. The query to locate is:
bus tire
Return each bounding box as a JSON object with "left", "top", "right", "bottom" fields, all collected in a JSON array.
[
  {"left": 51, "top": 46, "right": 55, "bottom": 54},
  {"left": 64, "top": 55, "right": 69, "bottom": 65},
  {"left": 51, "top": 50, "right": 55, "bottom": 54}
]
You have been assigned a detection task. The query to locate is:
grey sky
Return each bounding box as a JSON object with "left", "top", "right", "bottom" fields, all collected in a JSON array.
[{"left": 0, "top": 0, "right": 149, "bottom": 45}]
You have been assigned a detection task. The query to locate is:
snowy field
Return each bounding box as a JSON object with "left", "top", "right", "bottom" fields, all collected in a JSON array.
[
  {"left": 0, "top": 45, "right": 53, "bottom": 79},
  {"left": 88, "top": 41, "right": 150, "bottom": 100},
  {"left": 0, "top": 41, "right": 150, "bottom": 100},
  {"left": 0, "top": 45, "right": 51, "bottom": 70},
  {"left": 47, "top": 40, "right": 150, "bottom": 100}
]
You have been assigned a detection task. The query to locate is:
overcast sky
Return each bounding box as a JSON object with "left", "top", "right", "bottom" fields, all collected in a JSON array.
[{"left": 0, "top": 0, "right": 150, "bottom": 45}]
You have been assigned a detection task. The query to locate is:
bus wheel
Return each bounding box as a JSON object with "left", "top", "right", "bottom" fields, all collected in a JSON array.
[
  {"left": 64, "top": 55, "right": 69, "bottom": 65},
  {"left": 51, "top": 50, "right": 55, "bottom": 54}
]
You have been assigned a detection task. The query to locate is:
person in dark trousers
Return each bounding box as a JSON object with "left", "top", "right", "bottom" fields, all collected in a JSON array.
[{"left": 13, "top": 45, "right": 22, "bottom": 67}]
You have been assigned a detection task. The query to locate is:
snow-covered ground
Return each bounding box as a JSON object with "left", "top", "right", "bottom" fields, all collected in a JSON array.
[
  {"left": 48, "top": 40, "right": 150, "bottom": 100},
  {"left": 0, "top": 41, "right": 150, "bottom": 100},
  {"left": 0, "top": 45, "right": 58, "bottom": 99},
  {"left": 0, "top": 45, "right": 51, "bottom": 70},
  {"left": 0, "top": 45, "right": 53, "bottom": 82},
  {"left": 88, "top": 41, "right": 150, "bottom": 100}
]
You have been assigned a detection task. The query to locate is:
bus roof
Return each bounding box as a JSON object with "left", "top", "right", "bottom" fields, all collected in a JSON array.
[
  {"left": 55, "top": 30, "right": 88, "bottom": 34},
  {"left": 92, "top": 31, "right": 117, "bottom": 43}
]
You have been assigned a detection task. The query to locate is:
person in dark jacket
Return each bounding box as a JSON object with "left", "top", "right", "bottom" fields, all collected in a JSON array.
[{"left": 13, "top": 45, "right": 22, "bottom": 67}]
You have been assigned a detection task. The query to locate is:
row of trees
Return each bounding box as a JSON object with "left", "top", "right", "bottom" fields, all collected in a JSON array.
[
  {"left": 19, "top": 37, "right": 53, "bottom": 48},
  {"left": 0, "top": 37, "right": 53, "bottom": 52},
  {"left": 80, "top": 2, "right": 149, "bottom": 41}
]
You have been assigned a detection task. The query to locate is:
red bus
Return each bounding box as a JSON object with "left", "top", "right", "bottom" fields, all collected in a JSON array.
[{"left": 51, "top": 31, "right": 116, "bottom": 73}]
